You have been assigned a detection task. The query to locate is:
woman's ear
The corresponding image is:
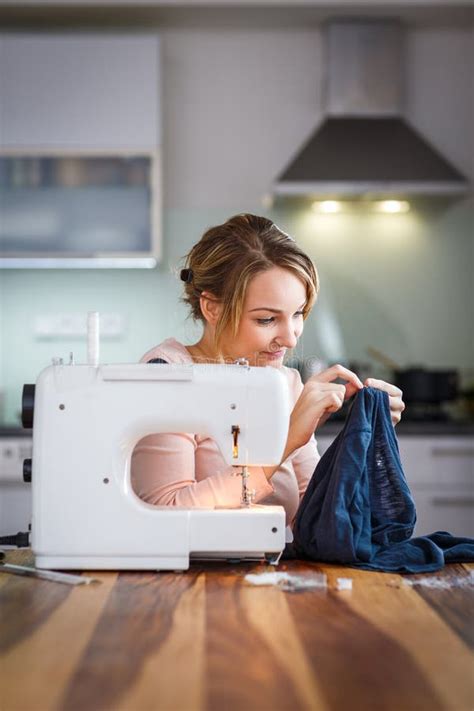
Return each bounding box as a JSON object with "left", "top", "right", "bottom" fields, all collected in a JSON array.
[{"left": 199, "top": 291, "right": 222, "bottom": 326}]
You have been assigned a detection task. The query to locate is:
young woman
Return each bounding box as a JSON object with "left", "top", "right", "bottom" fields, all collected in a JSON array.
[{"left": 131, "top": 214, "right": 405, "bottom": 525}]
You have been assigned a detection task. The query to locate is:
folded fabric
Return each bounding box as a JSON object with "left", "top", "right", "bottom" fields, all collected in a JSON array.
[{"left": 293, "top": 387, "right": 474, "bottom": 573}]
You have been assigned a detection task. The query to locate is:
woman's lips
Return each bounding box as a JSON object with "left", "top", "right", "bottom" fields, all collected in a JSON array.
[{"left": 261, "top": 350, "right": 286, "bottom": 360}]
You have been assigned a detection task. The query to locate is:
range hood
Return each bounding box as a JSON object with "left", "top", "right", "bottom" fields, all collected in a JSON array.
[{"left": 274, "top": 20, "right": 469, "bottom": 199}]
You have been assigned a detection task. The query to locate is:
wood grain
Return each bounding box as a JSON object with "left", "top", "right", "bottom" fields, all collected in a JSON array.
[
  {"left": 205, "top": 565, "right": 305, "bottom": 710},
  {"left": 113, "top": 572, "right": 206, "bottom": 711},
  {"left": 410, "top": 563, "right": 474, "bottom": 648},
  {"left": 279, "top": 562, "right": 446, "bottom": 711},
  {"left": 240, "top": 575, "right": 329, "bottom": 710},
  {"left": 58, "top": 570, "right": 202, "bottom": 711},
  {"left": 1, "top": 552, "right": 473, "bottom": 711},
  {"left": 0, "top": 567, "right": 116, "bottom": 711},
  {"left": 317, "top": 562, "right": 474, "bottom": 711}
]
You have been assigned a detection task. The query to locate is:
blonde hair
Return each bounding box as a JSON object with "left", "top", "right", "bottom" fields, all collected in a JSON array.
[{"left": 181, "top": 213, "right": 319, "bottom": 347}]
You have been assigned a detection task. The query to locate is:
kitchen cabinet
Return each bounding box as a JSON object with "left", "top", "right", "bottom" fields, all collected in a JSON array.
[
  {"left": 0, "top": 34, "right": 162, "bottom": 267},
  {"left": 316, "top": 433, "right": 474, "bottom": 538},
  {"left": 397, "top": 436, "right": 474, "bottom": 537},
  {"left": 0, "top": 153, "right": 161, "bottom": 266},
  {"left": 0, "top": 34, "right": 160, "bottom": 149}
]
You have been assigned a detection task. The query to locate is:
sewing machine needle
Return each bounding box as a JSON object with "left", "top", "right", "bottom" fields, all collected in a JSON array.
[
  {"left": 241, "top": 465, "right": 255, "bottom": 507},
  {"left": 0, "top": 563, "right": 101, "bottom": 585}
]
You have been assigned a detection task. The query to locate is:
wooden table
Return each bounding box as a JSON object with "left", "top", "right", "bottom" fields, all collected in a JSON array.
[{"left": 1, "top": 549, "right": 473, "bottom": 711}]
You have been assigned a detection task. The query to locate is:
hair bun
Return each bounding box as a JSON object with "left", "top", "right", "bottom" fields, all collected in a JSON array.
[{"left": 180, "top": 268, "right": 193, "bottom": 283}]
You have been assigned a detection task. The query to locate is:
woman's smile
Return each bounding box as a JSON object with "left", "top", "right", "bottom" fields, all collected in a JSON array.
[{"left": 261, "top": 348, "right": 286, "bottom": 361}]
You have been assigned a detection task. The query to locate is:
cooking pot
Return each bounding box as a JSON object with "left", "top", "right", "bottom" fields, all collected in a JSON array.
[
  {"left": 394, "top": 368, "right": 458, "bottom": 404},
  {"left": 367, "top": 348, "right": 459, "bottom": 404}
]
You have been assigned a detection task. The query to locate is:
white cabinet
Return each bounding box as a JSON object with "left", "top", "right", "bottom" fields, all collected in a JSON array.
[
  {"left": 0, "top": 34, "right": 161, "bottom": 149},
  {"left": 0, "top": 33, "right": 162, "bottom": 267},
  {"left": 398, "top": 437, "right": 474, "bottom": 538},
  {"left": 315, "top": 433, "right": 474, "bottom": 538}
]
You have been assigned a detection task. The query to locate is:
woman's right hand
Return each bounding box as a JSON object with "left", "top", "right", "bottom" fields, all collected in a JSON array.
[{"left": 283, "top": 364, "right": 364, "bottom": 459}]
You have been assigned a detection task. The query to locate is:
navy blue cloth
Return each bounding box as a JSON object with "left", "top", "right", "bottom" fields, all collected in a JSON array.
[{"left": 293, "top": 387, "right": 474, "bottom": 573}]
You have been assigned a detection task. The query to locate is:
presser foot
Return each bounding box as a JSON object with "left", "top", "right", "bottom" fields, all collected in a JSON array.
[{"left": 240, "top": 465, "right": 256, "bottom": 507}]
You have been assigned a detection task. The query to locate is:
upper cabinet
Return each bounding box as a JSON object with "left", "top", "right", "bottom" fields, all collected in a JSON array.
[
  {"left": 0, "top": 34, "right": 162, "bottom": 268},
  {"left": 0, "top": 34, "right": 161, "bottom": 150}
]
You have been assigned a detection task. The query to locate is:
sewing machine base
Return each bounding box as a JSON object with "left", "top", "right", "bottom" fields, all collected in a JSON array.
[
  {"left": 32, "top": 506, "right": 287, "bottom": 571},
  {"left": 34, "top": 552, "right": 282, "bottom": 571}
]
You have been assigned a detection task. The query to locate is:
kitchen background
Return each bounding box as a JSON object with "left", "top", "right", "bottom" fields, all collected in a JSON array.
[
  {"left": 0, "top": 1, "right": 473, "bottom": 425},
  {"left": 0, "top": 1, "right": 473, "bottom": 537}
]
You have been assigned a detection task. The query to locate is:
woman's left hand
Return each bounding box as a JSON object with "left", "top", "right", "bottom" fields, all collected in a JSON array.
[{"left": 364, "top": 378, "right": 405, "bottom": 425}]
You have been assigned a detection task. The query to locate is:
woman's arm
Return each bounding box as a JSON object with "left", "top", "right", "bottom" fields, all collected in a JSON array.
[
  {"left": 131, "top": 431, "right": 273, "bottom": 508},
  {"left": 291, "top": 435, "right": 321, "bottom": 502},
  {"left": 271, "top": 365, "right": 405, "bottom": 477},
  {"left": 261, "top": 365, "right": 350, "bottom": 481}
]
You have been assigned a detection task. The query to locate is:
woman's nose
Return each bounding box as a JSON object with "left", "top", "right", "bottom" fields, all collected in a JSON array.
[{"left": 276, "top": 320, "right": 299, "bottom": 349}]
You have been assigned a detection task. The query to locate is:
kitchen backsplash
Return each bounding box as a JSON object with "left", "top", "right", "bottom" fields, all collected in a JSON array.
[{"left": 1, "top": 199, "right": 473, "bottom": 425}]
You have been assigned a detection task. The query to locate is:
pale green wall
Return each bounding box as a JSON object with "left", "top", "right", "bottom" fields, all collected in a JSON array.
[
  {"left": 283, "top": 198, "right": 474, "bottom": 369},
  {"left": 0, "top": 208, "right": 221, "bottom": 423},
  {"left": 1, "top": 199, "right": 473, "bottom": 424}
]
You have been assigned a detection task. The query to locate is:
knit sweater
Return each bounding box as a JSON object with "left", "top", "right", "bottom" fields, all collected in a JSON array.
[{"left": 293, "top": 386, "right": 474, "bottom": 572}]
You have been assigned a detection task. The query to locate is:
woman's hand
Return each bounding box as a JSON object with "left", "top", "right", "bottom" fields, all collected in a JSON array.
[
  {"left": 283, "top": 364, "right": 364, "bottom": 459},
  {"left": 364, "top": 378, "right": 405, "bottom": 425},
  {"left": 265, "top": 366, "right": 405, "bottom": 479}
]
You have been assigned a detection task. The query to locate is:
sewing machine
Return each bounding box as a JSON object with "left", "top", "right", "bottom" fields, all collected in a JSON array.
[{"left": 22, "top": 348, "right": 290, "bottom": 570}]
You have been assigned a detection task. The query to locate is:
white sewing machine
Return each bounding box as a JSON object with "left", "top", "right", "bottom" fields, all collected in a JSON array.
[{"left": 22, "top": 327, "right": 290, "bottom": 571}]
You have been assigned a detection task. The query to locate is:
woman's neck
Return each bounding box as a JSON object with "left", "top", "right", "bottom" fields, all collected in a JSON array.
[{"left": 186, "top": 334, "right": 222, "bottom": 363}]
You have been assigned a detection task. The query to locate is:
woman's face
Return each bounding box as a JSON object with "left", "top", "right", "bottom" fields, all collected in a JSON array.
[{"left": 221, "top": 266, "right": 307, "bottom": 367}]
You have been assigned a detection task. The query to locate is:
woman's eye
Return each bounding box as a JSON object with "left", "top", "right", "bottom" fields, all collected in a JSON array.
[
  {"left": 256, "top": 317, "right": 275, "bottom": 326},
  {"left": 294, "top": 310, "right": 304, "bottom": 317}
]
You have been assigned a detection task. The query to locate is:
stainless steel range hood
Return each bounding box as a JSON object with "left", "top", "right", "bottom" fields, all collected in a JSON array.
[{"left": 274, "top": 20, "right": 469, "bottom": 199}]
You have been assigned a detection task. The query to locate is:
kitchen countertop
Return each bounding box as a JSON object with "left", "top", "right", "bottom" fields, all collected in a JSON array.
[
  {"left": 1, "top": 549, "right": 473, "bottom": 711},
  {"left": 0, "top": 426, "right": 32, "bottom": 437}
]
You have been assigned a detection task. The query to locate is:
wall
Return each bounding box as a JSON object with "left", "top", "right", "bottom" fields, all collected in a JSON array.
[{"left": 0, "top": 23, "right": 473, "bottom": 424}]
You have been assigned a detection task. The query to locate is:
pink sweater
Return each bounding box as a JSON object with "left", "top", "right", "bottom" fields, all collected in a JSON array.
[{"left": 131, "top": 338, "right": 320, "bottom": 525}]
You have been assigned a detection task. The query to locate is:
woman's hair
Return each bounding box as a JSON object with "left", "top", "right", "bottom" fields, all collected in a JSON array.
[{"left": 181, "top": 213, "right": 319, "bottom": 346}]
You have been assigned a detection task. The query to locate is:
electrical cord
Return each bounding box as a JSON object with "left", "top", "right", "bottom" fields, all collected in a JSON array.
[{"left": 0, "top": 531, "right": 30, "bottom": 547}]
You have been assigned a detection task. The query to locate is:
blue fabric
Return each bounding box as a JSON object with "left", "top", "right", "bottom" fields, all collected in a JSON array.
[{"left": 293, "top": 387, "right": 474, "bottom": 573}]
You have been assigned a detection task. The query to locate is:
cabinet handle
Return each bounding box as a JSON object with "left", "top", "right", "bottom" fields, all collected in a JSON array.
[
  {"left": 431, "top": 497, "right": 474, "bottom": 507},
  {"left": 431, "top": 448, "right": 474, "bottom": 458}
]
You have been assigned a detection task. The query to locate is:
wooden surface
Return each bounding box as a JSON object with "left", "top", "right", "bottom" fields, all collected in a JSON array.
[{"left": 1, "top": 549, "right": 473, "bottom": 711}]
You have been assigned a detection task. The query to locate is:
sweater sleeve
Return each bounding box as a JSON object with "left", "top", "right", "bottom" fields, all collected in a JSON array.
[
  {"left": 292, "top": 435, "right": 321, "bottom": 503},
  {"left": 131, "top": 431, "right": 273, "bottom": 508},
  {"left": 284, "top": 367, "right": 321, "bottom": 503}
]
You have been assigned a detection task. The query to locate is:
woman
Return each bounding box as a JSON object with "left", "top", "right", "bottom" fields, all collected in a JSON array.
[{"left": 131, "top": 214, "right": 404, "bottom": 525}]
